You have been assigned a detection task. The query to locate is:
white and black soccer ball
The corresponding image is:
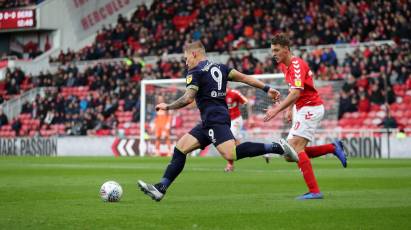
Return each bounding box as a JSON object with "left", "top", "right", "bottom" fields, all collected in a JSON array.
[{"left": 100, "top": 181, "right": 123, "bottom": 202}]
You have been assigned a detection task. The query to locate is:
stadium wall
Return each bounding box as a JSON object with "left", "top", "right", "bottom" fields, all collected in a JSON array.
[
  {"left": 8, "top": 0, "right": 152, "bottom": 75},
  {"left": 38, "top": 0, "right": 150, "bottom": 51},
  {"left": 0, "top": 134, "right": 411, "bottom": 158}
]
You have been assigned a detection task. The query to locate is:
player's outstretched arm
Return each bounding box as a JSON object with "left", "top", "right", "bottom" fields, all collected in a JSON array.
[
  {"left": 264, "top": 89, "right": 300, "bottom": 122},
  {"left": 156, "top": 88, "right": 197, "bottom": 111},
  {"left": 229, "top": 69, "right": 280, "bottom": 101}
]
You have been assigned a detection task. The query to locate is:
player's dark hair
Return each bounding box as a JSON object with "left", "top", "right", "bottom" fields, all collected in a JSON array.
[
  {"left": 183, "top": 41, "right": 206, "bottom": 53},
  {"left": 271, "top": 33, "right": 291, "bottom": 48}
]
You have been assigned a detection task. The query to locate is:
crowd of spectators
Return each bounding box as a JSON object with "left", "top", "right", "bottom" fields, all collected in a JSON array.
[
  {"left": 0, "top": 0, "right": 43, "bottom": 9},
  {"left": 1, "top": 40, "right": 410, "bottom": 136},
  {"left": 50, "top": 0, "right": 411, "bottom": 63},
  {"left": 338, "top": 41, "right": 411, "bottom": 119},
  {"left": 5, "top": 37, "right": 411, "bottom": 133},
  {"left": 5, "top": 38, "right": 411, "bottom": 134},
  {"left": 0, "top": 61, "right": 143, "bottom": 136},
  {"left": 0, "top": 68, "right": 31, "bottom": 101}
]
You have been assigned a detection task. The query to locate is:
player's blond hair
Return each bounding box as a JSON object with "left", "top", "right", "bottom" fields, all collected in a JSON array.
[{"left": 183, "top": 41, "right": 206, "bottom": 54}]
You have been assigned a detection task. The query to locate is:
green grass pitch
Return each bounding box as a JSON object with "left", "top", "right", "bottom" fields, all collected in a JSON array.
[{"left": 1, "top": 157, "right": 411, "bottom": 230}]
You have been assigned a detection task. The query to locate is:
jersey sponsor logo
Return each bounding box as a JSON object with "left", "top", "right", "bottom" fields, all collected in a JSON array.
[
  {"left": 186, "top": 75, "right": 193, "bottom": 84},
  {"left": 295, "top": 79, "right": 302, "bottom": 87},
  {"left": 211, "top": 90, "right": 226, "bottom": 97}
]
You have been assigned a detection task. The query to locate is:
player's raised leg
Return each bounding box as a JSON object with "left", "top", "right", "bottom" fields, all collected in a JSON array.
[
  {"left": 217, "top": 139, "right": 298, "bottom": 162},
  {"left": 304, "top": 140, "right": 348, "bottom": 167},
  {"left": 138, "top": 132, "right": 203, "bottom": 202},
  {"left": 204, "top": 123, "right": 297, "bottom": 162}
]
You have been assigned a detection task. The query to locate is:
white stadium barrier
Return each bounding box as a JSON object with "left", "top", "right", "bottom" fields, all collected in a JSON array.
[{"left": 0, "top": 129, "right": 410, "bottom": 158}]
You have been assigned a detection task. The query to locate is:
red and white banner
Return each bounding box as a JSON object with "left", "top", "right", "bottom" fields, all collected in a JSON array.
[{"left": 111, "top": 138, "right": 139, "bottom": 156}]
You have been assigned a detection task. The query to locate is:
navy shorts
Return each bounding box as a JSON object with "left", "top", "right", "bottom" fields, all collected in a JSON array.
[{"left": 189, "top": 123, "right": 234, "bottom": 149}]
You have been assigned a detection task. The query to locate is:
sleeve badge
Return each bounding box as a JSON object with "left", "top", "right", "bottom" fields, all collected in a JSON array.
[
  {"left": 186, "top": 75, "right": 193, "bottom": 84},
  {"left": 295, "top": 79, "right": 302, "bottom": 87}
]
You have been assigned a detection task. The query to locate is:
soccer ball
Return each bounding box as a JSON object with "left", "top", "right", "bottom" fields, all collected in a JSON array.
[{"left": 100, "top": 181, "right": 123, "bottom": 202}]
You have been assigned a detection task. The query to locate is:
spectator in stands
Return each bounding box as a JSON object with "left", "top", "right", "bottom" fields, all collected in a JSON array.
[
  {"left": 54, "top": 112, "right": 66, "bottom": 124},
  {"left": 378, "top": 111, "right": 398, "bottom": 129},
  {"left": 131, "top": 97, "right": 141, "bottom": 123},
  {"left": 6, "top": 78, "right": 19, "bottom": 95},
  {"left": 124, "top": 94, "right": 136, "bottom": 111},
  {"left": 21, "top": 102, "right": 32, "bottom": 114},
  {"left": 44, "top": 110, "right": 55, "bottom": 125},
  {"left": 357, "top": 91, "right": 370, "bottom": 113},
  {"left": 79, "top": 96, "right": 89, "bottom": 112},
  {"left": 11, "top": 118, "right": 21, "bottom": 136},
  {"left": 356, "top": 74, "right": 369, "bottom": 90},
  {"left": 102, "top": 97, "right": 118, "bottom": 117},
  {"left": 12, "top": 68, "right": 25, "bottom": 85},
  {"left": 385, "top": 86, "right": 396, "bottom": 104},
  {"left": 104, "top": 114, "right": 118, "bottom": 130},
  {"left": 0, "top": 108, "right": 8, "bottom": 127},
  {"left": 369, "top": 82, "right": 385, "bottom": 105},
  {"left": 80, "top": 113, "right": 94, "bottom": 135},
  {"left": 341, "top": 74, "right": 357, "bottom": 93},
  {"left": 338, "top": 91, "right": 357, "bottom": 119}
]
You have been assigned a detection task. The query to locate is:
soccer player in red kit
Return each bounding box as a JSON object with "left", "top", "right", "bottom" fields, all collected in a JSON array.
[
  {"left": 264, "top": 33, "right": 348, "bottom": 200},
  {"left": 224, "top": 88, "right": 248, "bottom": 172}
]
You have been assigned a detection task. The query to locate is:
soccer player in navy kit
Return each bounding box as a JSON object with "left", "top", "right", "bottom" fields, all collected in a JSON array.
[{"left": 138, "top": 41, "right": 299, "bottom": 201}]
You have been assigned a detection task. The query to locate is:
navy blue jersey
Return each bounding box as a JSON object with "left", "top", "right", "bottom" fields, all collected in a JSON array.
[{"left": 186, "top": 60, "right": 233, "bottom": 126}]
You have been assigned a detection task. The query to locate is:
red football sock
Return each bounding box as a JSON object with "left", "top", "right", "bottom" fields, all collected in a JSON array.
[
  {"left": 297, "top": 151, "right": 320, "bottom": 193},
  {"left": 227, "top": 160, "right": 234, "bottom": 166},
  {"left": 305, "top": 144, "right": 335, "bottom": 158}
]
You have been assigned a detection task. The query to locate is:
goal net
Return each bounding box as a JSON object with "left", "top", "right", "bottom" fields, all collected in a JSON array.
[{"left": 139, "top": 74, "right": 341, "bottom": 156}]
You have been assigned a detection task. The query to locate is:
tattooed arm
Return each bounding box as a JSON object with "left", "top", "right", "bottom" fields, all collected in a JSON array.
[{"left": 155, "top": 88, "right": 197, "bottom": 111}]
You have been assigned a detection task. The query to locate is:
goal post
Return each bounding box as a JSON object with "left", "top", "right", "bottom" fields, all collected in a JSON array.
[{"left": 139, "top": 78, "right": 186, "bottom": 156}]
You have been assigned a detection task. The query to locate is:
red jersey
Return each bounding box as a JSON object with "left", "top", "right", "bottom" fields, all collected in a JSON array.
[
  {"left": 226, "top": 89, "right": 247, "bottom": 120},
  {"left": 279, "top": 56, "right": 323, "bottom": 110}
]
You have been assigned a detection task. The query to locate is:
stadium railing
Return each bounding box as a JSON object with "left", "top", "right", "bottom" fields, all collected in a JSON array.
[{"left": 1, "top": 87, "right": 46, "bottom": 120}]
